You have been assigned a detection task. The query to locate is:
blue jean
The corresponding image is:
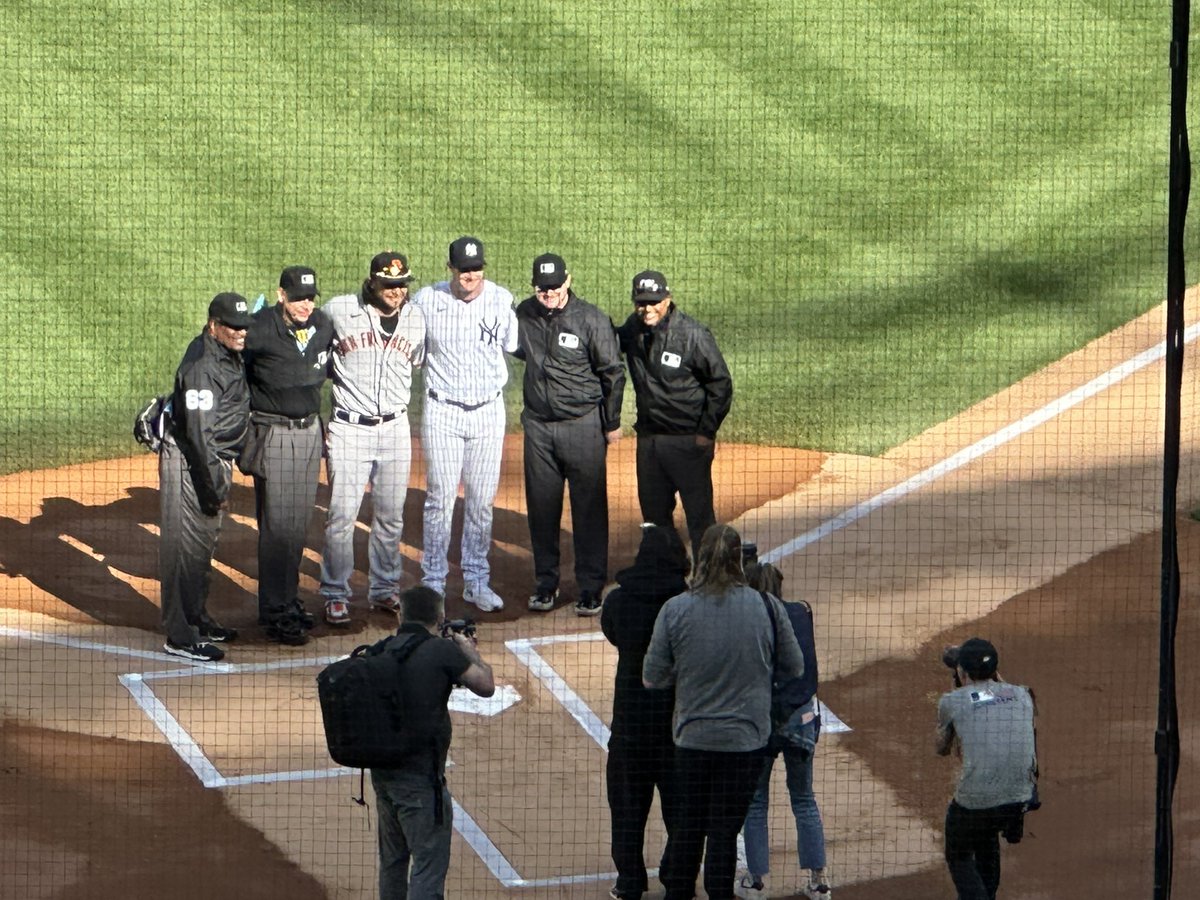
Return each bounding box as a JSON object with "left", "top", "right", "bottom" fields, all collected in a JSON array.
[{"left": 742, "top": 739, "right": 827, "bottom": 876}]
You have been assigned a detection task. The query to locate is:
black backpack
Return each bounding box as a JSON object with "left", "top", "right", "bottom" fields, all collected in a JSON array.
[{"left": 317, "top": 630, "right": 436, "bottom": 769}]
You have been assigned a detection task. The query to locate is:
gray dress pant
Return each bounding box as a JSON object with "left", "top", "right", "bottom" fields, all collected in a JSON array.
[
  {"left": 371, "top": 768, "right": 453, "bottom": 900},
  {"left": 159, "top": 439, "right": 224, "bottom": 646}
]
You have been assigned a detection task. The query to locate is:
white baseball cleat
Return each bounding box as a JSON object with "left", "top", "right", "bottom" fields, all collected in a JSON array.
[{"left": 463, "top": 582, "right": 504, "bottom": 612}]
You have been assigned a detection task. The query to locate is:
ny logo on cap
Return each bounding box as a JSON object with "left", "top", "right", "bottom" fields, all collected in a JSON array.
[
  {"left": 300, "top": 273, "right": 315, "bottom": 285},
  {"left": 465, "top": 242, "right": 479, "bottom": 258}
]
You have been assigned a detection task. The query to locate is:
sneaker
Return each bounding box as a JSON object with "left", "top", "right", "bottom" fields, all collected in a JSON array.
[
  {"left": 264, "top": 616, "right": 310, "bottom": 646},
  {"left": 198, "top": 623, "right": 238, "bottom": 643},
  {"left": 575, "top": 590, "right": 602, "bottom": 617},
  {"left": 802, "top": 882, "right": 832, "bottom": 899},
  {"left": 463, "top": 582, "right": 504, "bottom": 612},
  {"left": 369, "top": 594, "right": 402, "bottom": 613},
  {"left": 325, "top": 599, "right": 351, "bottom": 625},
  {"left": 164, "top": 640, "right": 225, "bottom": 662},
  {"left": 528, "top": 586, "right": 558, "bottom": 612},
  {"left": 735, "top": 873, "right": 767, "bottom": 900}
]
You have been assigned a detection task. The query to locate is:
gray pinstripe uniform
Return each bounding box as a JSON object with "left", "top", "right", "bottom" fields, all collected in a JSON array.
[{"left": 319, "top": 290, "right": 426, "bottom": 604}]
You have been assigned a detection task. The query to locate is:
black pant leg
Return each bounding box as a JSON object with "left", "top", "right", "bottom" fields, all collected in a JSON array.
[
  {"left": 160, "top": 440, "right": 222, "bottom": 645},
  {"left": 636, "top": 435, "right": 678, "bottom": 528},
  {"left": 702, "top": 750, "right": 766, "bottom": 900},
  {"left": 657, "top": 435, "right": 716, "bottom": 561},
  {"left": 607, "top": 739, "right": 656, "bottom": 896},
  {"left": 944, "top": 801, "right": 992, "bottom": 900},
  {"left": 562, "top": 410, "right": 609, "bottom": 593},
  {"left": 659, "top": 746, "right": 708, "bottom": 900},
  {"left": 523, "top": 417, "right": 566, "bottom": 591}
]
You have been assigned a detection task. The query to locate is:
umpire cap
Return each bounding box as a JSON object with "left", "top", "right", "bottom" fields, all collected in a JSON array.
[
  {"left": 208, "top": 292, "right": 254, "bottom": 328},
  {"left": 632, "top": 270, "right": 670, "bottom": 302},
  {"left": 279, "top": 265, "right": 319, "bottom": 300},
  {"left": 532, "top": 253, "right": 567, "bottom": 288}
]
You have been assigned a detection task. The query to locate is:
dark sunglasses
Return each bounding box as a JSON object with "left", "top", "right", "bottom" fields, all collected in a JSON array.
[
  {"left": 536, "top": 283, "right": 565, "bottom": 293},
  {"left": 633, "top": 297, "right": 662, "bottom": 307}
]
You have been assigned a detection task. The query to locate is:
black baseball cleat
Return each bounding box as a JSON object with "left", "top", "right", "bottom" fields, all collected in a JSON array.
[
  {"left": 575, "top": 590, "right": 602, "bottom": 617},
  {"left": 528, "top": 587, "right": 558, "bottom": 612},
  {"left": 164, "top": 640, "right": 225, "bottom": 662},
  {"left": 198, "top": 623, "right": 239, "bottom": 643},
  {"left": 264, "top": 616, "right": 310, "bottom": 646},
  {"left": 290, "top": 599, "right": 316, "bottom": 630}
]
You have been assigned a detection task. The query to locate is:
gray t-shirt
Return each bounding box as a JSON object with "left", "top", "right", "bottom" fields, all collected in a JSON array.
[
  {"left": 938, "top": 681, "right": 1037, "bottom": 809},
  {"left": 643, "top": 585, "right": 804, "bottom": 752}
]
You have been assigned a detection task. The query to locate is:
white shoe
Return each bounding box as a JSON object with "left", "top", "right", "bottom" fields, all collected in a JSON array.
[
  {"left": 735, "top": 873, "right": 767, "bottom": 899},
  {"left": 464, "top": 582, "right": 504, "bottom": 612},
  {"left": 802, "top": 880, "right": 832, "bottom": 899}
]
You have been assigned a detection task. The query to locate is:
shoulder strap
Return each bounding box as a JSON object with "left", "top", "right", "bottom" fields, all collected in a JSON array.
[
  {"left": 386, "top": 629, "right": 436, "bottom": 664},
  {"left": 758, "top": 590, "right": 778, "bottom": 674}
]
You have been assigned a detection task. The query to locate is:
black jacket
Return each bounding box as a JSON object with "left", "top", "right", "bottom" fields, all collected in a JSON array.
[
  {"left": 513, "top": 292, "right": 625, "bottom": 430},
  {"left": 617, "top": 306, "right": 732, "bottom": 439},
  {"left": 600, "top": 532, "right": 690, "bottom": 745},
  {"left": 243, "top": 304, "right": 334, "bottom": 418},
  {"left": 170, "top": 331, "right": 250, "bottom": 514}
]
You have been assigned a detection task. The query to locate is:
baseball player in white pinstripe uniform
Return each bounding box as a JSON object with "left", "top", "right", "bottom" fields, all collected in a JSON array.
[
  {"left": 413, "top": 236, "right": 517, "bottom": 611},
  {"left": 319, "top": 252, "right": 426, "bottom": 625}
]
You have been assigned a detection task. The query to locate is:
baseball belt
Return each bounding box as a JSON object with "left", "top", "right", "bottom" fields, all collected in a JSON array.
[
  {"left": 333, "top": 409, "right": 401, "bottom": 427},
  {"left": 428, "top": 390, "right": 499, "bottom": 412}
]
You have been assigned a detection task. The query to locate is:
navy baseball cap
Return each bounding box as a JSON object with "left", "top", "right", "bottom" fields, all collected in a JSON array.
[
  {"left": 532, "top": 253, "right": 567, "bottom": 288},
  {"left": 449, "top": 236, "right": 485, "bottom": 272},
  {"left": 631, "top": 270, "right": 670, "bottom": 303},
  {"left": 370, "top": 251, "right": 414, "bottom": 286},
  {"left": 957, "top": 638, "right": 999, "bottom": 678},
  {"left": 279, "top": 265, "right": 319, "bottom": 300},
  {"left": 208, "top": 292, "right": 254, "bottom": 328}
]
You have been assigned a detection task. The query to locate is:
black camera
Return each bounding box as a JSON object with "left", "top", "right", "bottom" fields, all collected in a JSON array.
[
  {"left": 942, "top": 645, "right": 961, "bottom": 670},
  {"left": 440, "top": 618, "right": 477, "bottom": 640},
  {"left": 742, "top": 542, "right": 758, "bottom": 566}
]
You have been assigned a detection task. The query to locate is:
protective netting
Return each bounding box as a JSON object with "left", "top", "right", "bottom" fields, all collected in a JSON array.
[{"left": 1, "top": 2, "right": 1195, "bottom": 898}]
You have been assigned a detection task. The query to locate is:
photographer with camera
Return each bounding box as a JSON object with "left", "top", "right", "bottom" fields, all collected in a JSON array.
[
  {"left": 371, "top": 586, "right": 494, "bottom": 900},
  {"left": 936, "top": 637, "right": 1038, "bottom": 900}
]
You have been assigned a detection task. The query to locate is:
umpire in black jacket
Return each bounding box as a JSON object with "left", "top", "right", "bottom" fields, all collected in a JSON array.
[
  {"left": 617, "top": 270, "right": 733, "bottom": 563},
  {"left": 159, "top": 292, "right": 252, "bottom": 662},
  {"left": 513, "top": 253, "right": 625, "bottom": 616}
]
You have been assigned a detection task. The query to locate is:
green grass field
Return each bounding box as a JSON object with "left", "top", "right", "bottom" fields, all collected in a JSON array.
[{"left": 0, "top": 0, "right": 1174, "bottom": 473}]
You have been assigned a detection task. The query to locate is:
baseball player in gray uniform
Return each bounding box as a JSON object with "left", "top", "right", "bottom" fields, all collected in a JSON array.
[
  {"left": 413, "top": 236, "right": 517, "bottom": 612},
  {"left": 318, "top": 252, "right": 426, "bottom": 626}
]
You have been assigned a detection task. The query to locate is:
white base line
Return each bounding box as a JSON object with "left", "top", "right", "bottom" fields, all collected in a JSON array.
[
  {"left": 507, "top": 634, "right": 612, "bottom": 748},
  {"left": 763, "top": 320, "right": 1200, "bottom": 564},
  {"left": 119, "top": 673, "right": 224, "bottom": 788}
]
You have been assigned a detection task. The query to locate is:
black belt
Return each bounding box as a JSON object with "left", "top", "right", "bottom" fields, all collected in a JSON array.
[
  {"left": 251, "top": 411, "right": 318, "bottom": 429},
  {"left": 428, "top": 390, "right": 498, "bottom": 412},
  {"left": 334, "top": 409, "right": 401, "bottom": 426}
]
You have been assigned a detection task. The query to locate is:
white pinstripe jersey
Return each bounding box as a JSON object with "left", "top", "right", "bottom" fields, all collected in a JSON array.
[{"left": 413, "top": 280, "right": 518, "bottom": 405}]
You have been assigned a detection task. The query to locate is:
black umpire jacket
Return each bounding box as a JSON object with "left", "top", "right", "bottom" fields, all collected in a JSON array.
[
  {"left": 170, "top": 331, "right": 250, "bottom": 514},
  {"left": 243, "top": 304, "right": 334, "bottom": 419},
  {"left": 512, "top": 291, "right": 625, "bottom": 431},
  {"left": 617, "top": 305, "right": 733, "bottom": 439}
]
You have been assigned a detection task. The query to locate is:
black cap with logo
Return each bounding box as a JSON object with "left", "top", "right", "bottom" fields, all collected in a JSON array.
[
  {"left": 532, "top": 253, "right": 567, "bottom": 288},
  {"left": 449, "top": 236, "right": 485, "bottom": 272},
  {"left": 370, "top": 251, "right": 414, "bottom": 286},
  {"left": 208, "top": 292, "right": 254, "bottom": 328},
  {"left": 279, "top": 265, "right": 319, "bottom": 300},
  {"left": 631, "top": 270, "right": 670, "bottom": 303}
]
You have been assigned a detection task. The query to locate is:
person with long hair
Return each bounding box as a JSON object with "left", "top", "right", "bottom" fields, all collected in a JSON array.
[
  {"left": 737, "top": 561, "right": 832, "bottom": 899},
  {"left": 643, "top": 524, "right": 804, "bottom": 900}
]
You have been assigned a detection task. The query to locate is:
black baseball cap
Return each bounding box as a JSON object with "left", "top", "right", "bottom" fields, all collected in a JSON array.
[
  {"left": 448, "top": 236, "right": 485, "bottom": 272},
  {"left": 956, "top": 637, "right": 999, "bottom": 679},
  {"left": 208, "top": 292, "right": 254, "bottom": 328},
  {"left": 279, "top": 265, "right": 319, "bottom": 300},
  {"left": 631, "top": 270, "right": 670, "bottom": 303},
  {"left": 370, "top": 251, "right": 414, "bottom": 286},
  {"left": 532, "top": 253, "right": 567, "bottom": 288}
]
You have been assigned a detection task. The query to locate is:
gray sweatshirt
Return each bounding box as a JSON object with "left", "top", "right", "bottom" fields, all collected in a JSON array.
[{"left": 643, "top": 584, "right": 804, "bottom": 752}]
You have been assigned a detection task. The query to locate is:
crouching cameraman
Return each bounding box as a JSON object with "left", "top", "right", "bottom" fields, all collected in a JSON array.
[
  {"left": 936, "top": 638, "right": 1038, "bottom": 900},
  {"left": 373, "top": 586, "right": 494, "bottom": 899}
]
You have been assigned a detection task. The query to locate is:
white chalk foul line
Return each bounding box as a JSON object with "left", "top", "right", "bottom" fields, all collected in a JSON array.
[
  {"left": 507, "top": 633, "right": 612, "bottom": 748},
  {"left": 762, "top": 320, "right": 1200, "bottom": 564},
  {"left": 119, "top": 673, "right": 224, "bottom": 788}
]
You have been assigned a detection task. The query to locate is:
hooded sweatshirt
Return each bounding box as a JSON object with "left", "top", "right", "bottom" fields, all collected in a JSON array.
[{"left": 601, "top": 527, "right": 691, "bottom": 746}]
